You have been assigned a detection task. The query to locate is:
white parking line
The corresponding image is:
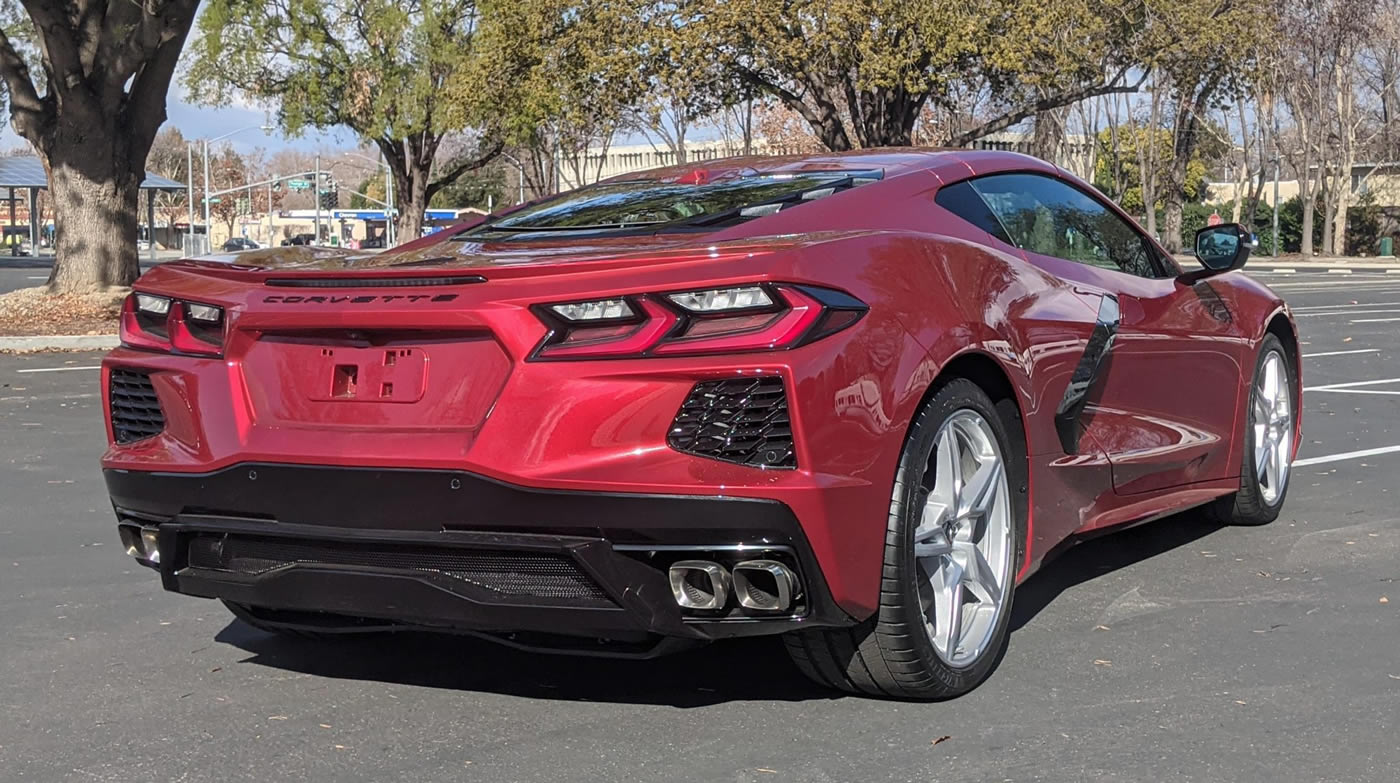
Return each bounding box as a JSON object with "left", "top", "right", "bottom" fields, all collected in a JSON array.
[
  {"left": 1349, "top": 317, "right": 1400, "bottom": 323},
  {"left": 1302, "top": 349, "right": 1381, "bottom": 358},
  {"left": 1308, "top": 388, "right": 1400, "bottom": 396},
  {"left": 14, "top": 365, "right": 101, "bottom": 374},
  {"left": 1296, "top": 444, "right": 1400, "bottom": 467},
  {"left": 1293, "top": 301, "right": 1400, "bottom": 310},
  {"left": 1328, "top": 269, "right": 1354, "bottom": 274},
  {"left": 25, "top": 275, "right": 44, "bottom": 280},
  {"left": 1296, "top": 309, "right": 1400, "bottom": 318},
  {"left": 1305, "top": 377, "right": 1400, "bottom": 391}
]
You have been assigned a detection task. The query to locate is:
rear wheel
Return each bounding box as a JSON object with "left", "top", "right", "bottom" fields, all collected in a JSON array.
[
  {"left": 1209, "top": 334, "right": 1296, "bottom": 525},
  {"left": 785, "top": 379, "right": 1027, "bottom": 699}
]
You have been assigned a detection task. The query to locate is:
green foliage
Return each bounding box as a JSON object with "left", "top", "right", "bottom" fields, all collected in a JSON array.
[
  {"left": 1094, "top": 124, "right": 1225, "bottom": 212},
  {"left": 430, "top": 165, "right": 506, "bottom": 209},
  {"left": 187, "top": 0, "right": 495, "bottom": 142},
  {"left": 1346, "top": 191, "right": 1383, "bottom": 256},
  {"left": 679, "top": 0, "right": 1147, "bottom": 148}
]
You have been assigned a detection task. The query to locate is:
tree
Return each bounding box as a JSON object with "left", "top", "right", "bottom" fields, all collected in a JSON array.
[
  {"left": 147, "top": 126, "right": 193, "bottom": 229},
  {"left": 472, "top": 0, "right": 650, "bottom": 192},
  {"left": 681, "top": 0, "right": 1147, "bottom": 151},
  {"left": 187, "top": 0, "right": 510, "bottom": 243},
  {"left": 0, "top": 1, "right": 198, "bottom": 291},
  {"left": 1093, "top": 123, "right": 1219, "bottom": 215},
  {"left": 1143, "top": 0, "right": 1272, "bottom": 252}
]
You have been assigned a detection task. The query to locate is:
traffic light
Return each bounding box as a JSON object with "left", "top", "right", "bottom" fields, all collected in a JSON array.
[{"left": 318, "top": 181, "right": 338, "bottom": 210}]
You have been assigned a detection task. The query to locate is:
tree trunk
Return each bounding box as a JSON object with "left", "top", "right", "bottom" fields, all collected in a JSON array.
[
  {"left": 394, "top": 169, "right": 430, "bottom": 243},
  {"left": 42, "top": 133, "right": 142, "bottom": 292},
  {"left": 1031, "top": 106, "right": 1066, "bottom": 164}
]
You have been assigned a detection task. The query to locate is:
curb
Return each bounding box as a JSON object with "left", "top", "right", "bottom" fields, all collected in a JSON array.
[{"left": 0, "top": 334, "right": 119, "bottom": 352}]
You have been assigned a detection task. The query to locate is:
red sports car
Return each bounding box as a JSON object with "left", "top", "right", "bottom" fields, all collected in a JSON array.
[{"left": 102, "top": 150, "right": 1300, "bottom": 699}]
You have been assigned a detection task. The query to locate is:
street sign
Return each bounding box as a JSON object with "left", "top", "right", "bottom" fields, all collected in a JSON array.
[
  {"left": 1207, "top": 211, "right": 1222, "bottom": 226},
  {"left": 287, "top": 179, "right": 311, "bottom": 192}
]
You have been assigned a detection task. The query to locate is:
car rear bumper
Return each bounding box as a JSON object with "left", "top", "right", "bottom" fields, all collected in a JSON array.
[{"left": 105, "top": 463, "right": 856, "bottom": 651}]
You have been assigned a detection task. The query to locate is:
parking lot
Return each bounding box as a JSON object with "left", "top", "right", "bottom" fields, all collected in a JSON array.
[{"left": 2, "top": 269, "right": 1398, "bottom": 782}]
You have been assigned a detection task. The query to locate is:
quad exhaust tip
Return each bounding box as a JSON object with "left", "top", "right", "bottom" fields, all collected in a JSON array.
[
  {"left": 118, "top": 523, "right": 161, "bottom": 565},
  {"left": 668, "top": 560, "right": 730, "bottom": 610},
  {"left": 732, "top": 560, "right": 797, "bottom": 612}
]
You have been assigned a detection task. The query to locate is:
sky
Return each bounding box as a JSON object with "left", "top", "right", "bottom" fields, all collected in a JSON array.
[{"left": 0, "top": 84, "right": 358, "bottom": 157}]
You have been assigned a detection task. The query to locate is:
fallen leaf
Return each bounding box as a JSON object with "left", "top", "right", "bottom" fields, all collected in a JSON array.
[
  {"left": 1235, "top": 700, "right": 1247, "bottom": 705},
  {"left": 931, "top": 736, "right": 951, "bottom": 746},
  {"left": 755, "top": 769, "right": 778, "bottom": 774},
  {"left": 1093, "top": 659, "right": 1112, "bottom": 666},
  {"left": 268, "top": 716, "right": 288, "bottom": 721},
  {"left": 1093, "top": 624, "right": 1110, "bottom": 631},
  {"left": 1381, "top": 597, "right": 1390, "bottom": 604},
  {"left": 319, "top": 724, "right": 332, "bottom": 729}
]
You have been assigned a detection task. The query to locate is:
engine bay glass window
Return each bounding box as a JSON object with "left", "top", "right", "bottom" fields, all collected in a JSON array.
[{"left": 465, "top": 170, "right": 881, "bottom": 240}]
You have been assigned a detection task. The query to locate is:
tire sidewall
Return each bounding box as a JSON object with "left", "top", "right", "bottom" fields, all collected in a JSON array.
[
  {"left": 891, "top": 379, "right": 1029, "bottom": 692},
  {"left": 1241, "top": 334, "right": 1295, "bottom": 514}
]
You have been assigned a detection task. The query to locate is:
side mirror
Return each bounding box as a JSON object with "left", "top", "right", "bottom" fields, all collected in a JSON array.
[{"left": 1190, "top": 223, "right": 1252, "bottom": 277}]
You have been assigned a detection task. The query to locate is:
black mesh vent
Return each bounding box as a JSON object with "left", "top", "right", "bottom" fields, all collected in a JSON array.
[
  {"left": 668, "top": 376, "right": 795, "bottom": 468},
  {"left": 186, "top": 535, "right": 612, "bottom": 604},
  {"left": 109, "top": 368, "right": 165, "bottom": 444}
]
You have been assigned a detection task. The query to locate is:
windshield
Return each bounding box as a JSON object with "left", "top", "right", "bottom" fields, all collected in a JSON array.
[{"left": 467, "top": 171, "right": 873, "bottom": 240}]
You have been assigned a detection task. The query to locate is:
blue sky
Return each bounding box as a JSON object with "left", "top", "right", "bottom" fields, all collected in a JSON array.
[{"left": 1, "top": 85, "right": 358, "bottom": 155}]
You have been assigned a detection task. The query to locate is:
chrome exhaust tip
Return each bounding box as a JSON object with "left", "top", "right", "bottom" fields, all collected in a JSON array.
[
  {"left": 118, "top": 523, "right": 161, "bottom": 565},
  {"left": 668, "top": 560, "right": 731, "bottom": 610},
  {"left": 732, "top": 560, "right": 797, "bottom": 612}
]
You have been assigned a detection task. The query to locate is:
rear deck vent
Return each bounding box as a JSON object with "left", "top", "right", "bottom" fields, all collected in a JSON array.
[
  {"left": 109, "top": 368, "right": 165, "bottom": 444},
  {"left": 668, "top": 376, "right": 795, "bottom": 468},
  {"left": 264, "top": 275, "right": 486, "bottom": 288}
]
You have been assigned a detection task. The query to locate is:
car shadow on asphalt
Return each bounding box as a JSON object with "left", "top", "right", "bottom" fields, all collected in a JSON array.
[
  {"left": 1008, "top": 510, "right": 1226, "bottom": 632},
  {"left": 214, "top": 510, "right": 1227, "bottom": 705},
  {"left": 215, "top": 624, "right": 837, "bottom": 706}
]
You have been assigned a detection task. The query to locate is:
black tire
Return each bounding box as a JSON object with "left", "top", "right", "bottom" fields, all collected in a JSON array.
[
  {"left": 222, "top": 600, "right": 390, "bottom": 640},
  {"left": 1208, "top": 334, "right": 1296, "bottom": 526},
  {"left": 784, "top": 378, "right": 1029, "bottom": 699}
]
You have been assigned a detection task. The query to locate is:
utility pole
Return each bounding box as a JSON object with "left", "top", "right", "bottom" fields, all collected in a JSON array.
[
  {"left": 1272, "top": 108, "right": 1281, "bottom": 257},
  {"left": 385, "top": 165, "right": 395, "bottom": 247},
  {"left": 186, "top": 144, "right": 194, "bottom": 251},
  {"left": 201, "top": 140, "right": 211, "bottom": 254},
  {"left": 267, "top": 175, "right": 275, "bottom": 247},
  {"left": 314, "top": 152, "right": 322, "bottom": 246}
]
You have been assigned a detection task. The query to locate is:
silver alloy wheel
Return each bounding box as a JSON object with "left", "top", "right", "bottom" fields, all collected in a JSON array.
[
  {"left": 913, "top": 409, "right": 1013, "bottom": 668},
  {"left": 1253, "top": 350, "right": 1293, "bottom": 505}
]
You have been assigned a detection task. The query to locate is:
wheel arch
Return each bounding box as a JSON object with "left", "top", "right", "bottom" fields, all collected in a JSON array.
[{"left": 903, "top": 348, "right": 1034, "bottom": 578}]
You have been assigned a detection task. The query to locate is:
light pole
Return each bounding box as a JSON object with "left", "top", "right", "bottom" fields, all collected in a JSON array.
[
  {"left": 501, "top": 152, "right": 526, "bottom": 205},
  {"left": 343, "top": 150, "right": 396, "bottom": 246},
  {"left": 202, "top": 124, "right": 273, "bottom": 253}
]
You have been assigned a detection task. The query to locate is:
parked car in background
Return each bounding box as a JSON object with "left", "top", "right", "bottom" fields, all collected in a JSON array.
[
  {"left": 221, "top": 237, "right": 260, "bottom": 252},
  {"left": 102, "top": 149, "right": 1299, "bottom": 700},
  {"left": 280, "top": 233, "right": 315, "bottom": 246}
]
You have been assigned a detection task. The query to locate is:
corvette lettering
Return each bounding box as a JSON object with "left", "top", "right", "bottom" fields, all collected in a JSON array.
[{"left": 261, "top": 294, "right": 458, "bottom": 304}]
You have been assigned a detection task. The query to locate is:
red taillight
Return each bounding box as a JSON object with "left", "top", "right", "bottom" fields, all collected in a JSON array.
[
  {"left": 532, "top": 283, "right": 865, "bottom": 360},
  {"left": 120, "top": 294, "right": 226, "bottom": 357}
]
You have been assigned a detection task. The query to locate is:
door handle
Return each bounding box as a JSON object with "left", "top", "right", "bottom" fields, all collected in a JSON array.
[{"left": 1055, "top": 294, "right": 1120, "bottom": 454}]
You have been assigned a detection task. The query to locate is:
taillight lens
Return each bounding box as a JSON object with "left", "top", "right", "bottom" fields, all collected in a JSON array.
[
  {"left": 120, "top": 293, "right": 226, "bottom": 357},
  {"left": 532, "top": 283, "right": 865, "bottom": 360}
]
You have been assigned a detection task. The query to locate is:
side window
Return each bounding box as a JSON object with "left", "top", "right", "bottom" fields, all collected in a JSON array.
[
  {"left": 934, "top": 181, "right": 1013, "bottom": 246},
  {"left": 967, "top": 173, "right": 1163, "bottom": 279}
]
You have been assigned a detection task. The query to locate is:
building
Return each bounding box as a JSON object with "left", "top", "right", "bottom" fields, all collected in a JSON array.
[
  {"left": 562, "top": 131, "right": 1094, "bottom": 190},
  {"left": 1206, "top": 162, "right": 1400, "bottom": 209}
]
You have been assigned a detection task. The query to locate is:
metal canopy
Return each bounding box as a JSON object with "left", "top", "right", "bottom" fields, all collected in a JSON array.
[{"left": 0, "top": 155, "right": 185, "bottom": 197}]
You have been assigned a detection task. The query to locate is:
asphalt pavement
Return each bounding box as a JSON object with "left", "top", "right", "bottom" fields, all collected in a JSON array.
[{"left": 2, "top": 269, "right": 1399, "bottom": 782}]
